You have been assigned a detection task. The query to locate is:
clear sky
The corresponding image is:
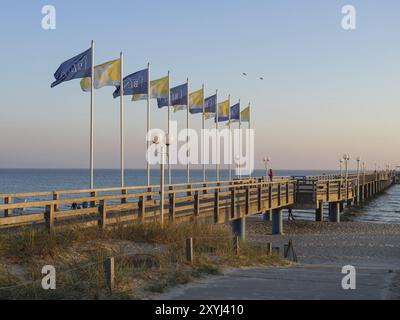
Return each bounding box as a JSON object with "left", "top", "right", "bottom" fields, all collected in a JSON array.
[{"left": 0, "top": 0, "right": 399, "bottom": 170}]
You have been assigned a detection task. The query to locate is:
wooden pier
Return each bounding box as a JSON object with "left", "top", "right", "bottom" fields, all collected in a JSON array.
[{"left": 0, "top": 171, "right": 397, "bottom": 236}]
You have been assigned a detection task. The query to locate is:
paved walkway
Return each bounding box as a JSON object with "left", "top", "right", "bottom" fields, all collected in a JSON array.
[{"left": 156, "top": 220, "right": 400, "bottom": 300}]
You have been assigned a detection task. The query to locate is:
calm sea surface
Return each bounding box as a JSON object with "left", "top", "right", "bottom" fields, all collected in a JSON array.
[{"left": 0, "top": 169, "right": 399, "bottom": 224}]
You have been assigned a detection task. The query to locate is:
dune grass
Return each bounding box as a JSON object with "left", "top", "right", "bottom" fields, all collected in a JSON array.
[{"left": 0, "top": 220, "right": 285, "bottom": 299}]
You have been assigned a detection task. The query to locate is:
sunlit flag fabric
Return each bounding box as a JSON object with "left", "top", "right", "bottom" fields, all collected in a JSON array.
[
  {"left": 51, "top": 48, "right": 92, "bottom": 88},
  {"left": 113, "top": 68, "right": 148, "bottom": 98},
  {"left": 216, "top": 100, "right": 229, "bottom": 122},
  {"left": 158, "top": 83, "right": 188, "bottom": 109},
  {"left": 189, "top": 89, "right": 204, "bottom": 114},
  {"left": 80, "top": 58, "right": 121, "bottom": 92},
  {"left": 132, "top": 75, "right": 169, "bottom": 101},
  {"left": 204, "top": 94, "right": 217, "bottom": 113},
  {"left": 240, "top": 106, "right": 250, "bottom": 122},
  {"left": 230, "top": 103, "right": 240, "bottom": 121}
]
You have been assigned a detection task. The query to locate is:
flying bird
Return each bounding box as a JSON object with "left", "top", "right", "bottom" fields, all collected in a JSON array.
[
  {"left": 259, "top": 77, "right": 264, "bottom": 80},
  {"left": 242, "top": 73, "right": 247, "bottom": 76}
]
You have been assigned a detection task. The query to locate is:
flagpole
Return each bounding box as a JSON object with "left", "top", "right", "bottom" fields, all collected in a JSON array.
[
  {"left": 248, "top": 102, "right": 251, "bottom": 178},
  {"left": 147, "top": 63, "right": 151, "bottom": 186},
  {"left": 216, "top": 90, "right": 219, "bottom": 181},
  {"left": 120, "top": 52, "right": 124, "bottom": 187},
  {"left": 202, "top": 84, "right": 206, "bottom": 181},
  {"left": 239, "top": 102, "right": 242, "bottom": 179},
  {"left": 186, "top": 78, "right": 190, "bottom": 183},
  {"left": 228, "top": 94, "right": 231, "bottom": 181},
  {"left": 89, "top": 40, "right": 95, "bottom": 189},
  {"left": 168, "top": 71, "right": 171, "bottom": 185}
]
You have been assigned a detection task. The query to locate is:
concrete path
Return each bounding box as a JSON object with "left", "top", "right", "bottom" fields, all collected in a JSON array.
[
  {"left": 157, "top": 264, "right": 396, "bottom": 300},
  {"left": 156, "top": 220, "right": 400, "bottom": 300}
]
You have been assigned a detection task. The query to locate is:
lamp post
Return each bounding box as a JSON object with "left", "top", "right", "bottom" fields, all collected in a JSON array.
[
  {"left": 343, "top": 154, "right": 351, "bottom": 200},
  {"left": 356, "top": 157, "right": 361, "bottom": 203},
  {"left": 362, "top": 161, "right": 366, "bottom": 184},
  {"left": 339, "top": 158, "right": 344, "bottom": 179},
  {"left": 153, "top": 133, "right": 173, "bottom": 227},
  {"left": 263, "top": 156, "right": 271, "bottom": 180}
]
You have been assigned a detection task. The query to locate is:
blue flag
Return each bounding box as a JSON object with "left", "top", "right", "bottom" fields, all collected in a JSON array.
[
  {"left": 204, "top": 94, "right": 217, "bottom": 113},
  {"left": 113, "top": 69, "right": 148, "bottom": 98},
  {"left": 51, "top": 48, "right": 92, "bottom": 88},
  {"left": 157, "top": 83, "right": 188, "bottom": 109},
  {"left": 230, "top": 103, "right": 240, "bottom": 120}
]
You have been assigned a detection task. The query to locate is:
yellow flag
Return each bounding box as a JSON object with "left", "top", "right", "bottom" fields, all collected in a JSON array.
[
  {"left": 151, "top": 76, "right": 168, "bottom": 99},
  {"left": 80, "top": 58, "right": 121, "bottom": 92},
  {"left": 217, "top": 100, "right": 229, "bottom": 120},
  {"left": 240, "top": 106, "right": 250, "bottom": 122},
  {"left": 189, "top": 89, "right": 204, "bottom": 113},
  {"left": 132, "top": 75, "right": 169, "bottom": 101}
]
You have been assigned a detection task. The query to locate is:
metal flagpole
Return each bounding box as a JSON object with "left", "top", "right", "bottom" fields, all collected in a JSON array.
[
  {"left": 186, "top": 78, "right": 190, "bottom": 183},
  {"left": 248, "top": 103, "right": 251, "bottom": 178},
  {"left": 120, "top": 52, "right": 124, "bottom": 187},
  {"left": 147, "top": 63, "right": 151, "bottom": 186},
  {"left": 202, "top": 84, "right": 206, "bottom": 181},
  {"left": 238, "top": 103, "right": 242, "bottom": 179},
  {"left": 216, "top": 90, "right": 219, "bottom": 181},
  {"left": 228, "top": 94, "right": 231, "bottom": 181},
  {"left": 89, "top": 40, "right": 95, "bottom": 189},
  {"left": 167, "top": 71, "right": 171, "bottom": 185}
]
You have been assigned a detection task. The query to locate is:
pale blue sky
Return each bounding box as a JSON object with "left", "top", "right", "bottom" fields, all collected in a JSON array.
[{"left": 0, "top": 0, "right": 399, "bottom": 170}]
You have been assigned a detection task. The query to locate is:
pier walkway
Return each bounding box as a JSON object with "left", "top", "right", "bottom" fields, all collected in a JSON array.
[{"left": 0, "top": 171, "right": 398, "bottom": 236}]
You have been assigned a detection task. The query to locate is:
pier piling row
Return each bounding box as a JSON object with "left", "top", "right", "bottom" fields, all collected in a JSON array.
[{"left": 0, "top": 171, "right": 397, "bottom": 240}]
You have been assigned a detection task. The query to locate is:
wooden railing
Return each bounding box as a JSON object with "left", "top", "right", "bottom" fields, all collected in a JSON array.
[
  {"left": 292, "top": 171, "right": 395, "bottom": 208},
  {"left": 0, "top": 171, "right": 395, "bottom": 230},
  {"left": 0, "top": 178, "right": 296, "bottom": 231}
]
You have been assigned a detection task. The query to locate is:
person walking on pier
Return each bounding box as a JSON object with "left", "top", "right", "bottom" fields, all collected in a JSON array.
[{"left": 268, "top": 169, "right": 274, "bottom": 181}]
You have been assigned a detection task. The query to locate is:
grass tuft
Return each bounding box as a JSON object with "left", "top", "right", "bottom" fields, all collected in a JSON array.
[{"left": 0, "top": 220, "right": 287, "bottom": 299}]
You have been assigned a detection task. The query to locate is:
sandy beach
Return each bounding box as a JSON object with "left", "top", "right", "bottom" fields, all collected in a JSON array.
[{"left": 157, "top": 219, "right": 400, "bottom": 300}]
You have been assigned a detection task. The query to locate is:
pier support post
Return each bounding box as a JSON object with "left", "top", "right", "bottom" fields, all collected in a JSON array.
[
  {"left": 339, "top": 202, "right": 344, "bottom": 212},
  {"left": 315, "top": 201, "right": 324, "bottom": 222},
  {"left": 328, "top": 202, "right": 340, "bottom": 223},
  {"left": 272, "top": 209, "right": 283, "bottom": 235},
  {"left": 231, "top": 217, "right": 246, "bottom": 241},
  {"left": 359, "top": 185, "right": 364, "bottom": 202},
  {"left": 369, "top": 183, "right": 373, "bottom": 197},
  {"left": 263, "top": 209, "right": 272, "bottom": 221}
]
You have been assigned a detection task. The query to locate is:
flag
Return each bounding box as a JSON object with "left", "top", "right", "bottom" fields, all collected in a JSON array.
[
  {"left": 241, "top": 106, "right": 250, "bottom": 122},
  {"left": 157, "top": 83, "right": 188, "bottom": 109},
  {"left": 189, "top": 89, "right": 204, "bottom": 114},
  {"left": 51, "top": 48, "right": 92, "bottom": 88},
  {"left": 216, "top": 100, "right": 229, "bottom": 122},
  {"left": 113, "top": 68, "right": 148, "bottom": 98},
  {"left": 80, "top": 58, "right": 120, "bottom": 92},
  {"left": 132, "top": 75, "right": 169, "bottom": 101},
  {"left": 230, "top": 103, "right": 240, "bottom": 121},
  {"left": 204, "top": 94, "right": 217, "bottom": 113}
]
